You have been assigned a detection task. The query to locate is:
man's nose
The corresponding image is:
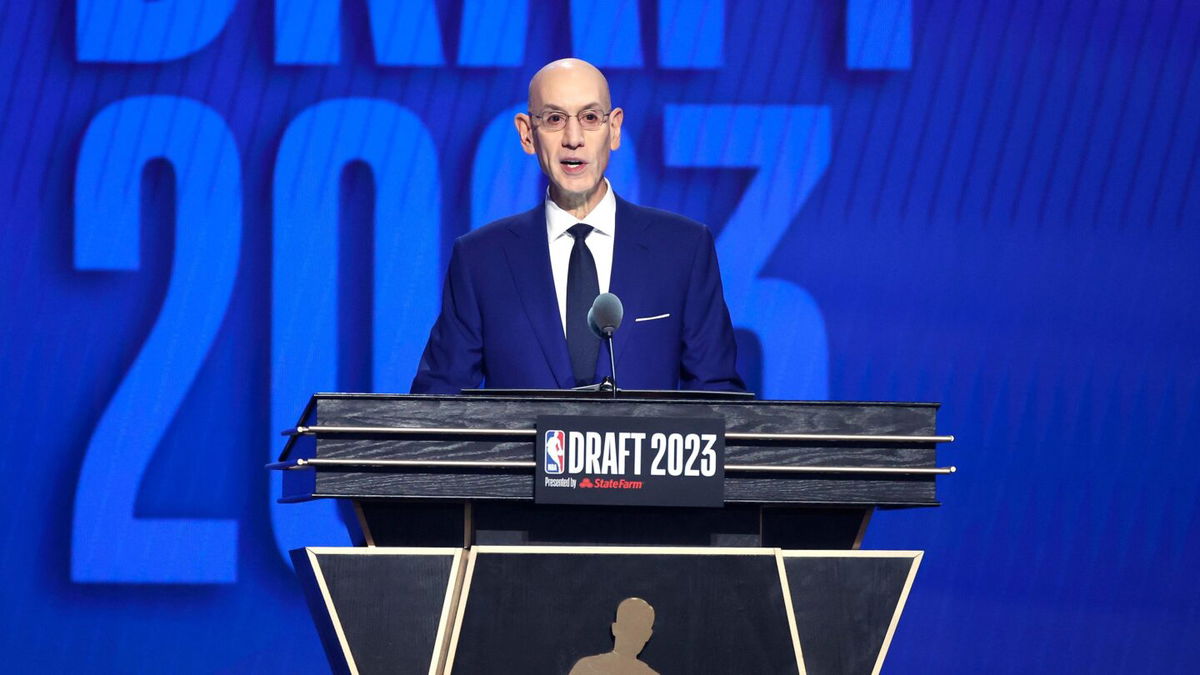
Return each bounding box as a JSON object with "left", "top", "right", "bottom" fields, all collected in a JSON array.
[{"left": 561, "top": 116, "right": 585, "bottom": 148}]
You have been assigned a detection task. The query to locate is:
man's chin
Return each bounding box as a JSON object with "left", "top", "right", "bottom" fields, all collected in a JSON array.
[{"left": 549, "top": 178, "right": 603, "bottom": 208}]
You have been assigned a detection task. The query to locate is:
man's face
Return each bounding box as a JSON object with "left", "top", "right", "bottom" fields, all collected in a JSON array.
[{"left": 515, "top": 63, "right": 623, "bottom": 212}]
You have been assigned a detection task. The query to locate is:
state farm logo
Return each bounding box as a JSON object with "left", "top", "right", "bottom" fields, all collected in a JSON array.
[
  {"left": 577, "top": 477, "right": 642, "bottom": 489},
  {"left": 545, "top": 430, "right": 565, "bottom": 474}
]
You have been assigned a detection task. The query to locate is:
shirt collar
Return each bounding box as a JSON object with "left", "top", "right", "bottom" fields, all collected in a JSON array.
[{"left": 545, "top": 178, "right": 616, "bottom": 240}]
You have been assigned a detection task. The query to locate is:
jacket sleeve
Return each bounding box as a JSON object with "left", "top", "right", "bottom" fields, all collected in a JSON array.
[
  {"left": 678, "top": 226, "right": 746, "bottom": 392},
  {"left": 410, "top": 239, "right": 485, "bottom": 393}
]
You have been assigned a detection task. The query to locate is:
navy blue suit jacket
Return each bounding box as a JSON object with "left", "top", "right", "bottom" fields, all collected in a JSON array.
[{"left": 410, "top": 196, "right": 744, "bottom": 393}]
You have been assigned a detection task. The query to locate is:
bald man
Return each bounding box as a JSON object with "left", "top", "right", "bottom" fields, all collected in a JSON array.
[{"left": 411, "top": 59, "right": 743, "bottom": 393}]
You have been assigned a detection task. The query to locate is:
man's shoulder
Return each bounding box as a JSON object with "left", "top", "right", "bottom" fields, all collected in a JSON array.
[
  {"left": 619, "top": 198, "right": 710, "bottom": 255},
  {"left": 619, "top": 194, "right": 710, "bottom": 236},
  {"left": 456, "top": 204, "right": 543, "bottom": 249}
]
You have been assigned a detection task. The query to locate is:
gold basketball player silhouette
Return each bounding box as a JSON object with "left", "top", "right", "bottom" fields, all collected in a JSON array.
[{"left": 569, "top": 597, "right": 657, "bottom": 675}]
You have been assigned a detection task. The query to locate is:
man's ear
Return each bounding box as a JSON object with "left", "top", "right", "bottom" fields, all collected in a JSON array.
[
  {"left": 608, "top": 107, "right": 624, "bottom": 151},
  {"left": 514, "top": 113, "right": 536, "bottom": 155}
]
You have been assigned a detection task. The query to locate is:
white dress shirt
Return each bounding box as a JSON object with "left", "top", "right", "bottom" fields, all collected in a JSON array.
[{"left": 545, "top": 179, "right": 616, "bottom": 335}]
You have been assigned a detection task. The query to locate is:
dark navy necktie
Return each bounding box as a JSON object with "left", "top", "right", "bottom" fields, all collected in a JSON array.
[{"left": 566, "top": 223, "right": 600, "bottom": 386}]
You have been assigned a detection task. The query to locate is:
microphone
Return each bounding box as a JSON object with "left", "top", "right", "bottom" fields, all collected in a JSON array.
[
  {"left": 587, "top": 293, "right": 623, "bottom": 396},
  {"left": 587, "top": 292, "right": 623, "bottom": 338}
]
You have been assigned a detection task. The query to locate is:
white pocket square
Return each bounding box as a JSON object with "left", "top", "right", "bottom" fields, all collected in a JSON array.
[{"left": 634, "top": 313, "right": 670, "bottom": 322}]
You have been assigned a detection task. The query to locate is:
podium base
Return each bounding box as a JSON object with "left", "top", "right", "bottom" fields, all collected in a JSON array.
[{"left": 294, "top": 546, "right": 921, "bottom": 675}]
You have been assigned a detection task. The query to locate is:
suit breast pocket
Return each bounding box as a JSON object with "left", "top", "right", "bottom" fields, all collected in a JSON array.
[{"left": 626, "top": 311, "right": 681, "bottom": 352}]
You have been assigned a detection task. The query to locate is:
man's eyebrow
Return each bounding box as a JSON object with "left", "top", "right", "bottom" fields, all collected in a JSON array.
[{"left": 537, "top": 102, "right": 604, "bottom": 112}]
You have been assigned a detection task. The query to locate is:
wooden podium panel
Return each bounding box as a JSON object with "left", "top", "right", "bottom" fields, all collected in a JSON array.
[
  {"left": 782, "top": 551, "right": 922, "bottom": 674},
  {"left": 277, "top": 394, "right": 950, "bottom": 508},
  {"left": 293, "top": 546, "right": 922, "bottom": 675},
  {"left": 449, "top": 548, "right": 797, "bottom": 673},
  {"left": 291, "top": 548, "right": 464, "bottom": 674}
]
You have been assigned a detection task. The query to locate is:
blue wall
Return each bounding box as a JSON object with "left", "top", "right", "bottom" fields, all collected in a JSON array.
[{"left": 1, "top": 0, "right": 1197, "bottom": 671}]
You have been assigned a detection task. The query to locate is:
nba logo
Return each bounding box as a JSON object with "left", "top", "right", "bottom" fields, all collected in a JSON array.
[{"left": 545, "top": 430, "right": 565, "bottom": 474}]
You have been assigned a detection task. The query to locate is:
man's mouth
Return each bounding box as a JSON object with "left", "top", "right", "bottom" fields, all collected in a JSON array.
[{"left": 560, "top": 159, "right": 587, "bottom": 174}]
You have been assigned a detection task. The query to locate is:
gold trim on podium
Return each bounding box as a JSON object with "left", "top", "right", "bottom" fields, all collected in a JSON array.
[
  {"left": 852, "top": 508, "right": 875, "bottom": 550},
  {"left": 774, "top": 552, "right": 809, "bottom": 674},
  {"left": 777, "top": 549, "right": 923, "bottom": 675},
  {"left": 431, "top": 550, "right": 466, "bottom": 675},
  {"left": 873, "top": 550, "right": 922, "bottom": 675},
  {"left": 351, "top": 502, "right": 375, "bottom": 547},
  {"left": 306, "top": 548, "right": 359, "bottom": 675},
  {"left": 304, "top": 547, "right": 464, "bottom": 675},
  {"left": 444, "top": 547, "right": 481, "bottom": 674}
]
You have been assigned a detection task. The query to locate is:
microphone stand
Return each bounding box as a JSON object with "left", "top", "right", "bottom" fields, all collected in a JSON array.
[
  {"left": 604, "top": 330, "right": 618, "bottom": 399},
  {"left": 575, "top": 333, "right": 619, "bottom": 397}
]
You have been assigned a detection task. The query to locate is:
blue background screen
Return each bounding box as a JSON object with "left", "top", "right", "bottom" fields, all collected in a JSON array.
[{"left": 1, "top": 0, "right": 1197, "bottom": 671}]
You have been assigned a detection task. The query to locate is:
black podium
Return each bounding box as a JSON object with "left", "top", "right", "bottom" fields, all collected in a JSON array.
[{"left": 272, "top": 393, "right": 954, "bottom": 674}]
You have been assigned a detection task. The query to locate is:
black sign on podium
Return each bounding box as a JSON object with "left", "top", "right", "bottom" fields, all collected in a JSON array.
[{"left": 535, "top": 414, "right": 726, "bottom": 508}]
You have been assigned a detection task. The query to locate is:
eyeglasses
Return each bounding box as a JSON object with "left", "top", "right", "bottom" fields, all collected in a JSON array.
[{"left": 529, "top": 109, "right": 611, "bottom": 131}]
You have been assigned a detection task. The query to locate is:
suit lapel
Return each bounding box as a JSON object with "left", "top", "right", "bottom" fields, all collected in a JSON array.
[
  {"left": 608, "top": 196, "right": 654, "bottom": 369},
  {"left": 500, "top": 207, "right": 576, "bottom": 388}
]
